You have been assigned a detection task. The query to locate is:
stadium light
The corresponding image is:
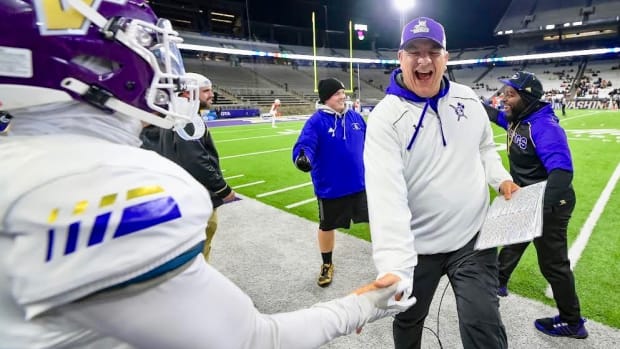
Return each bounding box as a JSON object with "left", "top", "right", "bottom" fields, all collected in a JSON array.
[
  {"left": 354, "top": 23, "right": 368, "bottom": 40},
  {"left": 394, "top": 0, "right": 415, "bottom": 29}
]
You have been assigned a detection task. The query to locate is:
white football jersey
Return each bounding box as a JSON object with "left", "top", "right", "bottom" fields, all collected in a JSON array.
[
  {"left": 0, "top": 133, "right": 211, "bottom": 346},
  {"left": 0, "top": 133, "right": 407, "bottom": 349}
]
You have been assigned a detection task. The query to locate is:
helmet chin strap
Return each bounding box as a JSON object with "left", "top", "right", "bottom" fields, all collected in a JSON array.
[
  {"left": 173, "top": 115, "right": 206, "bottom": 140},
  {"left": 61, "top": 77, "right": 204, "bottom": 140}
]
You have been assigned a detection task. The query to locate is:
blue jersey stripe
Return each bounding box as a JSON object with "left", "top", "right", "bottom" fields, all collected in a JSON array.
[
  {"left": 88, "top": 212, "right": 111, "bottom": 246},
  {"left": 46, "top": 229, "right": 55, "bottom": 262},
  {"left": 114, "top": 196, "right": 181, "bottom": 238},
  {"left": 64, "top": 222, "right": 80, "bottom": 255}
]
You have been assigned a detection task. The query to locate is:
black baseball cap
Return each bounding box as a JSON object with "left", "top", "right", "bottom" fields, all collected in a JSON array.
[{"left": 499, "top": 71, "right": 544, "bottom": 99}]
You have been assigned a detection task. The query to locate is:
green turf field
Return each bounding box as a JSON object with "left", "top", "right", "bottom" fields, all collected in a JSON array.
[{"left": 211, "top": 109, "right": 620, "bottom": 328}]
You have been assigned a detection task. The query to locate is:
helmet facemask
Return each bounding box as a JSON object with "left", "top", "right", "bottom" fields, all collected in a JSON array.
[{"left": 0, "top": 0, "right": 204, "bottom": 140}]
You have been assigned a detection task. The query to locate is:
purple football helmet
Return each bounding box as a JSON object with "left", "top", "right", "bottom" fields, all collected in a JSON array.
[{"left": 0, "top": 0, "right": 204, "bottom": 139}]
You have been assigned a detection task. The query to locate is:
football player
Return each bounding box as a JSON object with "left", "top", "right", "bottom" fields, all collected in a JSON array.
[{"left": 0, "top": 1, "right": 413, "bottom": 348}]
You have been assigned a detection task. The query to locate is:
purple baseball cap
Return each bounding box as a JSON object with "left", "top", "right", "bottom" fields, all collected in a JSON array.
[{"left": 400, "top": 17, "right": 446, "bottom": 50}]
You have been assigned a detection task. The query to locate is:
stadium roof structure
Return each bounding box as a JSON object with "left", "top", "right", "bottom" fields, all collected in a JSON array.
[{"left": 495, "top": 0, "right": 619, "bottom": 43}]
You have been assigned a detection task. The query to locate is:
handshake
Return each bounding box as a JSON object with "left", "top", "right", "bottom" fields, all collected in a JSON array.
[{"left": 295, "top": 149, "right": 312, "bottom": 172}]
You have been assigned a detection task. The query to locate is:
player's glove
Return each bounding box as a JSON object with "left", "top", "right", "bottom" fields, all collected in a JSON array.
[{"left": 295, "top": 149, "right": 312, "bottom": 172}]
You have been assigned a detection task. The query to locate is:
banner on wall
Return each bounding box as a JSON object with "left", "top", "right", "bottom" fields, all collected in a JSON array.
[{"left": 566, "top": 98, "right": 612, "bottom": 109}]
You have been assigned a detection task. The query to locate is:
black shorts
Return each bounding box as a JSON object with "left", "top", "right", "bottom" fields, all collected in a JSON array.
[{"left": 318, "top": 191, "right": 369, "bottom": 231}]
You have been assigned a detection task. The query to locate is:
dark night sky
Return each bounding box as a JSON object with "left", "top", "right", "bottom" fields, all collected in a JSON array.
[{"left": 245, "top": 0, "right": 512, "bottom": 50}]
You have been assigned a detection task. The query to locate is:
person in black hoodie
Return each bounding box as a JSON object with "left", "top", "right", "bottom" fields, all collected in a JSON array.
[
  {"left": 141, "top": 73, "right": 235, "bottom": 261},
  {"left": 484, "top": 71, "right": 587, "bottom": 339}
]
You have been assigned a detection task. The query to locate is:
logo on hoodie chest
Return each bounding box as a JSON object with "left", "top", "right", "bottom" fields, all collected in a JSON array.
[
  {"left": 508, "top": 128, "right": 528, "bottom": 150},
  {"left": 449, "top": 102, "right": 468, "bottom": 121}
]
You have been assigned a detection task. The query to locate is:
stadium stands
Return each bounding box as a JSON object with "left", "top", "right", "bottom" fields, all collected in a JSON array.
[
  {"left": 458, "top": 47, "right": 498, "bottom": 60},
  {"left": 495, "top": 0, "right": 538, "bottom": 33},
  {"left": 589, "top": 0, "right": 620, "bottom": 23},
  {"left": 532, "top": 0, "right": 586, "bottom": 28},
  {"left": 159, "top": 0, "right": 619, "bottom": 114}
]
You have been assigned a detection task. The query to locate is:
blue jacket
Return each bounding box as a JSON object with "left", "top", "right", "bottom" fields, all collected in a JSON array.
[{"left": 292, "top": 105, "right": 366, "bottom": 199}]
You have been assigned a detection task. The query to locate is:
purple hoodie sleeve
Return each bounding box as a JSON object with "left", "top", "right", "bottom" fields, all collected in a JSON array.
[
  {"left": 496, "top": 111, "right": 509, "bottom": 130},
  {"left": 531, "top": 118, "right": 573, "bottom": 173}
]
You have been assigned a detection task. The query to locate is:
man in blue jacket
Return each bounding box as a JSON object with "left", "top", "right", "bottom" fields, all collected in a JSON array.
[
  {"left": 484, "top": 71, "right": 588, "bottom": 339},
  {"left": 292, "top": 78, "right": 368, "bottom": 287}
]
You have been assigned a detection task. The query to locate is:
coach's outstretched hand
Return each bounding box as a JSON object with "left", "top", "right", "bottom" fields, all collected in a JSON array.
[{"left": 295, "top": 149, "right": 312, "bottom": 172}]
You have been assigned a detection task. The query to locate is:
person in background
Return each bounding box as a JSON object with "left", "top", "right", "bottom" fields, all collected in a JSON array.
[
  {"left": 364, "top": 17, "right": 519, "bottom": 348},
  {"left": 292, "top": 77, "right": 368, "bottom": 288},
  {"left": 345, "top": 95, "right": 354, "bottom": 111},
  {"left": 483, "top": 71, "right": 587, "bottom": 339},
  {"left": 141, "top": 72, "right": 235, "bottom": 261},
  {"left": 560, "top": 95, "right": 567, "bottom": 116},
  {"left": 270, "top": 98, "right": 281, "bottom": 128},
  {"left": 0, "top": 1, "right": 414, "bottom": 347}
]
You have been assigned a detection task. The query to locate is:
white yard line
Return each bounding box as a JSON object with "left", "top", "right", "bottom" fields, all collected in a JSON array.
[
  {"left": 285, "top": 197, "right": 317, "bottom": 209},
  {"left": 217, "top": 133, "right": 298, "bottom": 143},
  {"left": 211, "top": 126, "right": 288, "bottom": 134},
  {"left": 545, "top": 161, "right": 620, "bottom": 298},
  {"left": 559, "top": 110, "right": 602, "bottom": 124},
  {"left": 224, "top": 174, "right": 245, "bottom": 180},
  {"left": 232, "top": 180, "right": 265, "bottom": 189},
  {"left": 256, "top": 182, "right": 313, "bottom": 198},
  {"left": 220, "top": 147, "right": 290, "bottom": 160}
]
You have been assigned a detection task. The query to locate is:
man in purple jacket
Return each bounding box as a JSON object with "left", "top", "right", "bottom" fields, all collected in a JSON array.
[{"left": 484, "top": 71, "right": 588, "bottom": 339}]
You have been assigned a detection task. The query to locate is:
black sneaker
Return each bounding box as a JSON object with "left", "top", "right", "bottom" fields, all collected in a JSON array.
[
  {"left": 317, "top": 263, "right": 334, "bottom": 287},
  {"left": 534, "top": 315, "right": 588, "bottom": 339}
]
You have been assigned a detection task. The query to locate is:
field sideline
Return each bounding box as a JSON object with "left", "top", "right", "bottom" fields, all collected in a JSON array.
[{"left": 210, "top": 109, "right": 620, "bottom": 328}]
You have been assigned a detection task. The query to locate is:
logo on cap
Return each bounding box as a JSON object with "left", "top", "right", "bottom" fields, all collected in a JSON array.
[
  {"left": 400, "top": 17, "right": 446, "bottom": 49},
  {"left": 412, "top": 19, "right": 430, "bottom": 34}
]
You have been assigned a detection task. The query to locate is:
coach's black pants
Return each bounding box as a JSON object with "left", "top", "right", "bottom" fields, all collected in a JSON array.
[
  {"left": 498, "top": 198, "right": 581, "bottom": 325},
  {"left": 393, "top": 236, "right": 507, "bottom": 349}
]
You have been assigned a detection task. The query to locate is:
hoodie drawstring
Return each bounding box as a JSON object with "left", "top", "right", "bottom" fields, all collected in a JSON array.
[
  {"left": 437, "top": 113, "right": 447, "bottom": 146},
  {"left": 406, "top": 99, "right": 448, "bottom": 151},
  {"left": 406, "top": 100, "right": 429, "bottom": 150},
  {"left": 331, "top": 115, "right": 346, "bottom": 140}
]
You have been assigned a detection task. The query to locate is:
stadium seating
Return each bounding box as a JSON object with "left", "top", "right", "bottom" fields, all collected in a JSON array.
[
  {"left": 165, "top": 1, "right": 619, "bottom": 113},
  {"left": 589, "top": 0, "right": 620, "bottom": 23},
  {"left": 495, "top": 0, "right": 538, "bottom": 32}
]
